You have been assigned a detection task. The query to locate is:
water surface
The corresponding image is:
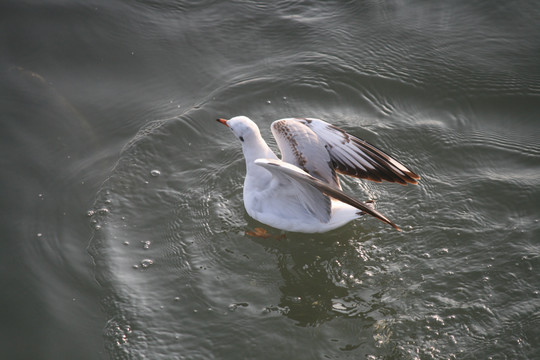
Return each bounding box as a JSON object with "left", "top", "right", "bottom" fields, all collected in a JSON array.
[{"left": 2, "top": 0, "right": 540, "bottom": 359}]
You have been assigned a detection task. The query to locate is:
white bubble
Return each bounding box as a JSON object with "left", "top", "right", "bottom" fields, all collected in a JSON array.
[{"left": 141, "top": 259, "right": 154, "bottom": 268}]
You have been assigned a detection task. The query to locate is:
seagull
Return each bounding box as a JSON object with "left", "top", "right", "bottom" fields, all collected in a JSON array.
[{"left": 217, "top": 116, "right": 420, "bottom": 233}]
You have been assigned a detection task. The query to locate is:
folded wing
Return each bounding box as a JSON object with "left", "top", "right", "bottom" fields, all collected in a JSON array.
[{"left": 255, "top": 158, "right": 401, "bottom": 231}]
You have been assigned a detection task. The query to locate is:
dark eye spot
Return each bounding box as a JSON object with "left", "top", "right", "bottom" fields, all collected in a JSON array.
[{"left": 239, "top": 136, "right": 244, "bottom": 142}]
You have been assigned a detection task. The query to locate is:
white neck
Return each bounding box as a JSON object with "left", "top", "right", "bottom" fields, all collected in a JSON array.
[{"left": 241, "top": 134, "right": 277, "bottom": 190}]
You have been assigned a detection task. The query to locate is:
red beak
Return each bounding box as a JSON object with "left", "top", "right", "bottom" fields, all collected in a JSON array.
[{"left": 216, "top": 118, "right": 229, "bottom": 127}]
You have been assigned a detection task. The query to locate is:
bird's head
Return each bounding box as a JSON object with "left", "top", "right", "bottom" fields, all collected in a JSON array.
[{"left": 216, "top": 116, "right": 261, "bottom": 144}]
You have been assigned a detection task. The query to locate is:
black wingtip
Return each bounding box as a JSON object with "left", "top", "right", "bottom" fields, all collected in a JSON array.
[{"left": 377, "top": 216, "right": 402, "bottom": 231}]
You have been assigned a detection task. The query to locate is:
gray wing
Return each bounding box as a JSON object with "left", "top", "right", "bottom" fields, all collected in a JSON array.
[
  {"left": 294, "top": 118, "right": 420, "bottom": 185},
  {"left": 271, "top": 119, "right": 340, "bottom": 189},
  {"left": 255, "top": 158, "right": 332, "bottom": 223},
  {"left": 255, "top": 159, "right": 401, "bottom": 231}
]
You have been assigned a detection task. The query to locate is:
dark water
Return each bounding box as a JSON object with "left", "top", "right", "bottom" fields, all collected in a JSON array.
[{"left": 2, "top": 0, "right": 540, "bottom": 359}]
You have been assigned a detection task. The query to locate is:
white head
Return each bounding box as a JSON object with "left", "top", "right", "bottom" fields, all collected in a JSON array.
[
  {"left": 217, "top": 115, "right": 277, "bottom": 171},
  {"left": 216, "top": 116, "right": 262, "bottom": 144}
]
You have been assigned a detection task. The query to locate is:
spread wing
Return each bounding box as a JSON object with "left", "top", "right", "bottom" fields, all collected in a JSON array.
[
  {"left": 255, "top": 159, "right": 401, "bottom": 231},
  {"left": 271, "top": 119, "right": 340, "bottom": 189},
  {"left": 293, "top": 118, "right": 420, "bottom": 185}
]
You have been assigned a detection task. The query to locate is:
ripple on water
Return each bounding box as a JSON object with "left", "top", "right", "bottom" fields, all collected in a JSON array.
[
  {"left": 87, "top": 29, "right": 540, "bottom": 357},
  {"left": 89, "top": 96, "right": 540, "bottom": 358}
]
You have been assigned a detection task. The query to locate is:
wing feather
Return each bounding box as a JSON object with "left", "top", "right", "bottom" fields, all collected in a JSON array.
[
  {"left": 294, "top": 118, "right": 420, "bottom": 185},
  {"left": 271, "top": 119, "right": 340, "bottom": 188},
  {"left": 255, "top": 159, "right": 401, "bottom": 231}
]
